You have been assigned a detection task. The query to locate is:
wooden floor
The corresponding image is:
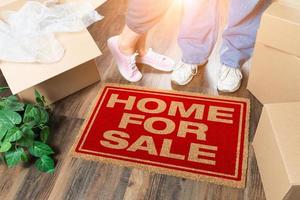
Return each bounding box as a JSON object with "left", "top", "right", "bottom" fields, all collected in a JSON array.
[{"left": 0, "top": 0, "right": 266, "bottom": 199}]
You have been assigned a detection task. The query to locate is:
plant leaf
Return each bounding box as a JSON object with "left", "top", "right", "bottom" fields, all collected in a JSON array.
[
  {"left": 4, "top": 148, "right": 24, "bottom": 167},
  {"left": 39, "top": 107, "right": 49, "bottom": 125},
  {"left": 4, "top": 127, "right": 23, "bottom": 142},
  {"left": 0, "top": 86, "right": 9, "bottom": 93},
  {"left": 0, "top": 125, "right": 8, "bottom": 141},
  {"left": 18, "top": 127, "right": 35, "bottom": 147},
  {"left": 23, "top": 104, "right": 41, "bottom": 125},
  {"left": 29, "top": 141, "right": 54, "bottom": 157},
  {"left": 0, "top": 95, "right": 24, "bottom": 112},
  {"left": 0, "top": 110, "right": 22, "bottom": 128},
  {"left": 21, "top": 124, "right": 35, "bottom": 132},
  {"left": 22, "top": 121, "right": 36, "bottom": 130},
  {"left": 21, "top": 151, "right": 29, "bottom": 162},
  {"left": 35, "top": 90, "right": 46, "bottom": 107},
  {"left": 0, "top": 141, "right": 12, "bottom": 152},
  {"left": 35, "top": 155, "right": 55, "bottom": 173},
  {"left": 40, "top": 126, "right": 50, "bottom": 143}
]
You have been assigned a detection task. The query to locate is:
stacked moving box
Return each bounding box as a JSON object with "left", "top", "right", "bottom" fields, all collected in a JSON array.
[
  {"left": 248, "top": 1, "right": 300, "bottom": 200},
  {"left": 247, "top": 2, "right": 300, "bottom": 103}
]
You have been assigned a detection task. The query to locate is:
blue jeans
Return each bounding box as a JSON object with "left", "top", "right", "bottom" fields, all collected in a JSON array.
[{"left": 178, "top": 0, "right": 271, "bottom": 68}]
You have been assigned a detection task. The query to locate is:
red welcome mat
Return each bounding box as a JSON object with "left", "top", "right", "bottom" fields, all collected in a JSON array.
[{"left": 71, "top": 83, "right": 250, "bottom": 188}]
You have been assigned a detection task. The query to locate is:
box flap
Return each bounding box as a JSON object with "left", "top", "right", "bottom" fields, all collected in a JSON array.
[
  {"left": 91, "top": 0, "right": 107, "bottom": 9},
  {"left": 265, "top": 2, "right": 300, "bottom": 24},
  {"left": 265, "top": 102, "right": 300, "bottom": 185},
  {"left": 0, "top": 0, "right": 102, "bottom": 94},
  {"left": 62, "top": 0, "right": 107, "bottom": 9},
  {"left": 277, "top": 0, "right": 300, "bottom": 8},
  {"left": 257, "top": 2, "right": 300, "bottom": 57},
  {"left": 0, "top": 0, "right": 16, "bottom": 7}
]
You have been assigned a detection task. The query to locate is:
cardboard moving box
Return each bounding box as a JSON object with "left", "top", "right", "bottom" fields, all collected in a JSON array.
[
  {"left": 253, "top": 102, "right": 300, "bottom": 200},
  {"left": 247, "top": 2, "right": 300, "bottom": 104},
  {"left": 248, "top": 43, "right": 300, "bottom": 103},
  {"left": 0, "top": 0, "right": 105, "bottom": 104},
  {"left": 276, "top": 0, "right": 300, "bottom": 8},
  {"left": 256, "top": 2, "right": 300, "bottom": 57}
]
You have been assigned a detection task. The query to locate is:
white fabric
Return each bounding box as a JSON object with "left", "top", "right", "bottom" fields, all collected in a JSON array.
[{"left": 0, "top": 0, "right": 103, "bottom": 63}]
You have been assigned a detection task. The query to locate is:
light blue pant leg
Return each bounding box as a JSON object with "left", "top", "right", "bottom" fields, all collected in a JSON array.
[
  {"left": 220, "top": 0, "right": 271, "bottom": 68},
  {"left": 178, "top": 0, "right": 219, "bottom": 65}
]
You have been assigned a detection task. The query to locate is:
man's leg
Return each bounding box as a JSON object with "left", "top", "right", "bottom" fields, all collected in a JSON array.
[
  {"left": 178, "top": 0, "right": 220, "bottom": 65},
  {"left": 220, "top": 0, "right": 271, "bottom": 68},
  {"left": 172, "top": 0, "right": 219, "bottom": 85},
  {"left": 217, "top": 0, "right": 271, "bottom": 92}
]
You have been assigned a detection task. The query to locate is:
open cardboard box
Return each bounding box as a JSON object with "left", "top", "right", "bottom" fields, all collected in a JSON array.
[
  {"left": 253, "top": 102, "right": 300, "bottom": 200},
  {"left": 0, "top": 0, "right": 106, "bottom": 104},
  {"left": 247, "top": 2, "right": 300, "bottom": 104}
]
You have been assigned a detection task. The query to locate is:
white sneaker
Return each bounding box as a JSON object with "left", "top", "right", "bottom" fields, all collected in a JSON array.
[
  {"left": 217, "top": 65, "right": 243, "bottom": 93},
  {"left": 171, "top": 61, "right": 198, "bottom": 85}
]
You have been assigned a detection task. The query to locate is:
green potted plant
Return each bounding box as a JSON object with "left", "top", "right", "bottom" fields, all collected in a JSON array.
[{"left": 0, "top": 86, "right": 55, "bottom": 173}]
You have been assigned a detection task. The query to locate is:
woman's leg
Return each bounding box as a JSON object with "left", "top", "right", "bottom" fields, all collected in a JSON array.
[
  {"left": 118, "top": 0, "right": 173, "bottom": 55},
  {"left": 108, "top": 0, "right": 175, "bottom": 81},
  {"left": 118, "top": 25, "right": 142, "bottom": 56},
  {"left": 126, "top": 0, "right": 173, "bottom": 35},
  {"left": 135, "top": 33, "right": 148, "bottom": 57}
]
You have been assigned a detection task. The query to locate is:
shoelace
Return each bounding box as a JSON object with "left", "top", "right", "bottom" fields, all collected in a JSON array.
[
  {"left": 148, "top": 48, "right": 167, "bottom": 62},
  {"left": 175, "top": 62, "right": 198, "bottom": 75},
  {"left": 220, "top": 66, "right": 242, "bottom": 81},
  {"left": 129, "top": 53, "right": 139, "bottom": 77}
]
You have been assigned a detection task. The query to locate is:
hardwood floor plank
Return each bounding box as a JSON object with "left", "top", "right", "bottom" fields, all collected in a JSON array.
[
  {"left": 249, "top": 95, "right": 263, "bottom": 141},
  {"left": 11, "top": 117, "right": 84, "bottom": 200},
  {"left": 145, "top": 174, "right": 183, "bottom": 200},
  {"left": 176, "top": 180, "right": 244, "bottom": 200},
  {"left": 0, "top": 165, "right": 27, "bottom": 200},
  {"left": 244, "top": 147, "right": 266, "bottom": 200},
  {"left": 123, "top": 169, "right": 152, "bottom": 200},
  {"left": 49, "top": 160, "right": 131, "bottom": 200}
]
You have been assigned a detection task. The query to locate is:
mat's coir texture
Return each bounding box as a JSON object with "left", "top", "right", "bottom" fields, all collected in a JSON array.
[{"left": 71, "top": 84, "right": 250, "bottom": 188}]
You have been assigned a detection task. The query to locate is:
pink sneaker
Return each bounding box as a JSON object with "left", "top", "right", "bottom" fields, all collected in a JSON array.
[
  {"left": 136, "top": 48, "right": 175, "bottom": 72},
  {"left": 107, "top": 36, "right": 142, "bottom": 82}
]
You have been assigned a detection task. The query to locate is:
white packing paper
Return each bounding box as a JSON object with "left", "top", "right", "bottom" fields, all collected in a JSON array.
[{"left": 0, "top": 0, "right": 103, "bottom": 63}]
